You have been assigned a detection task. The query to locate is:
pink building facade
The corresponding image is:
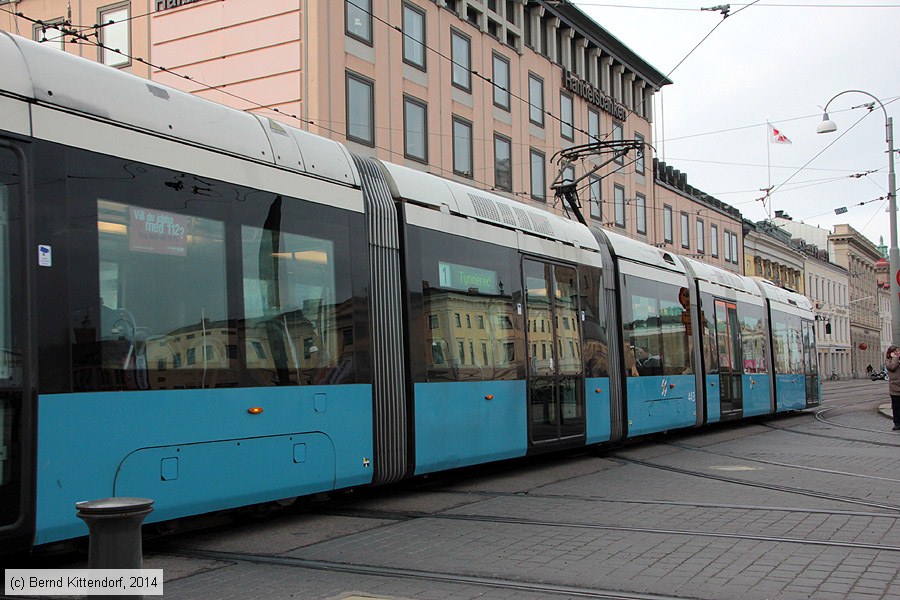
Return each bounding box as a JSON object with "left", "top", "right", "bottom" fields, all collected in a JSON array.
[{"left": 2, "top": 0, "right": 748, "bottom": 265}]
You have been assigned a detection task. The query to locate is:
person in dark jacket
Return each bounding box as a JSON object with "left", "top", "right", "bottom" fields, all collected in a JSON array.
[{"left": 885, "top": 345, "right": 900, "bottom": 431}]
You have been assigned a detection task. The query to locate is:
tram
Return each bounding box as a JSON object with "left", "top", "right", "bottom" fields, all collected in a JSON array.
[{"left": 0, "top": 33, "right": 819, "bottom": 553}]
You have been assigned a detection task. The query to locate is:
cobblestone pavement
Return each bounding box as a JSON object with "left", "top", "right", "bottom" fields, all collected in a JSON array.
[{"left": 9, "top": 379, "right": 899, "bottom": 600}]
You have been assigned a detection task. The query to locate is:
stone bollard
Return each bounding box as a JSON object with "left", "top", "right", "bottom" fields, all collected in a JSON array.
[{"left": 75, "top": 497, "right": 154, "bottom": 599}]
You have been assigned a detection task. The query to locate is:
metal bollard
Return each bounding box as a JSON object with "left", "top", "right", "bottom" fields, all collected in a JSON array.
[{"left": 75, "top": 497, "right": 154, "bottom": 599}]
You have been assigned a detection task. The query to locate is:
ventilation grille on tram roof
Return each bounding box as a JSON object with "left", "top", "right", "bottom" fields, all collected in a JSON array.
[
  {"left": 467, "top": 193, "right": 556, "bottom": 238},
  {"left": 469, "top": 193, "right": 501, "bottom": 223},
  {"left": 529, "top": 212, "right": 554, "bottom": 237},
  {"left": 511, "top": 206, "right": 534, "bottom": 230},
  {"left": 496, "top": 202, "right": 518, "bottom": 227}
]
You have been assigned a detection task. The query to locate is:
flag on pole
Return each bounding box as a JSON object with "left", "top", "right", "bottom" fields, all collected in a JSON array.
[{"left": 769, "top": 123, "right": 792, "bottom": 145}]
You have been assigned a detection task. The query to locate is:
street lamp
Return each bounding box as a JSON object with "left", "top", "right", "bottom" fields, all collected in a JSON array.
[{"left": 817, "top": 90, "right": 898, "bottom": 344}]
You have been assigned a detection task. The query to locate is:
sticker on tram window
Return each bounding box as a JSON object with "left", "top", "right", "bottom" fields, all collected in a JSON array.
[
  {"left": 38, "top": 244, "right": 52, "bottom": 267},
  {"left": 438, "top": 261, "right": 499, "bottom": 294},
  {"left": 129, "top": 207, "right": 189, "bottom": 256}
]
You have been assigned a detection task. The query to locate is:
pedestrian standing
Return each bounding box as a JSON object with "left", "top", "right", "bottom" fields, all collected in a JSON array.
[{"left": 885, "top": 345, "right": 900, "bottom": 431}]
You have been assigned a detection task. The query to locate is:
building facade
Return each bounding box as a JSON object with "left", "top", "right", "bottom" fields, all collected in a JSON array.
[
  {"left": 773, "top": 218, "right": 852, "bottom": 378},
  {"left": 1, "top": 1, "right": 675, "bottom": 235},
  {"left": 653, "top": 160, "right": 743, "bottom": 272},
  {"left": 829, "top": 224, "right": 881, "bottom": 378},
  {"left": 742, "top": 220, "right": 804, "bottom": 293}
]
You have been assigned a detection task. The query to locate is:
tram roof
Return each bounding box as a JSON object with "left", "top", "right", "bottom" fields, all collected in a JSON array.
[
  {"left": 0, "top": 33, "right": 359, "bottom": 187},
  {"left": 682, "top": 257, "right": 761, "bottom": 298},
  {"left": 377, "top": 161, "right": 600, "bottom": 251},
  {"left": 754, "top": 278, "right": 814, "bottom": 314},
  {"left": 596, "top": 227, "right": 688, "bottom": 275}
]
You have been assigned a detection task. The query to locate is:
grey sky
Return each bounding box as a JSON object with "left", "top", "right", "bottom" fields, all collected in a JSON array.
[{"left": 573, "top": 0, "right": 900, "bottom": 249}]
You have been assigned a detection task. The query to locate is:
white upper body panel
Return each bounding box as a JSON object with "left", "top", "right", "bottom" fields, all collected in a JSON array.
[
  {"left": 0, "top": 33, "right": 359, "bottom": 188},
  {"left": 378, "top": 161, "right": 601, "bottom": 255},
  {"left": 682, "top": 257, "right": 764, "bottom": 306},
  {"left": 754, "top": 278, "right": 814, "bottom": 318},
  {"left": 598, "top": 227, "right": 688, "bottom": 275}
]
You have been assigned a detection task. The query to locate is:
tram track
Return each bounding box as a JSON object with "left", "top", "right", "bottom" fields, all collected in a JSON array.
[
  {"left": 761, "top": 421, "right": 899, "bottom": 447},
  {"left": 609, "top": 455, "right": 900, "bottom": 513},
  {"left": 295, "top": 507, "right": 900, "bottom": 554},
  {"left": 663, "top": 442, "right": 900, "bottom": 483},
  {"left": 157, "top": 547, "right": 693, "bottom": 600}
]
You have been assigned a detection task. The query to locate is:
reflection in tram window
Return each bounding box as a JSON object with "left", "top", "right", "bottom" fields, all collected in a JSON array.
[
  {"left": 772, "top": 311, "right": 803, "bottom": 375},
  {"left": 242, "top": 224, "right": 343, "bottom": 386},
  {"left": 739, "top": 303, "right": 768, "bottom": 374},
  {"left": 621, "top": 276, "right": 693, "bottom": 377},
  {"left": 77, "top": 199, "right": 230, "bottom": 390},
  {"left": 414, "top": 229, "right": 521, "bottom": 382}
]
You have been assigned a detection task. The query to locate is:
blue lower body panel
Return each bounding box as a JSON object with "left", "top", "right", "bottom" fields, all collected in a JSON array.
[
  {"left": 414, "top": 380, "right": 527, "bottom": 474},
  {"left": 775, "top": 374, "right": 806, "bottom": 412},
  {"left": 743, "top": 375, "right": 772, "bottom": 417},
  {"left": 585, "top": 377, "right": 611, "bottom": 444},
  {"left": 705, "top": 375, "right": 721, "bottom": 424},
  {"left": 36, "top": 385, "right": 373, "bottom": 545},
  {"left": 626, "top": 375, "right": 697, "bottom": 437}
]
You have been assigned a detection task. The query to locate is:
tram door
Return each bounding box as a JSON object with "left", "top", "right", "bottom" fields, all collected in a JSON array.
[
  {"left": 801, "top": 319, "right": 818, "bottom": 404},
  {"left": 714, "top": 300, "right": 743, "bottom": 418},
  {"left": 523, "top": 260, "right": 585, "bottom": 444}
]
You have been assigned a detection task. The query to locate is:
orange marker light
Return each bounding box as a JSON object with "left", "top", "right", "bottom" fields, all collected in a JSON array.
[
  {"left": 595, "top": 388, "right": 602, "bottom": 394},
  {"left": 485, "top": 395, "right": 494, "bottom": 400},
  {"left": 247, "top": 407, "right": 264, "bottom": 414}
]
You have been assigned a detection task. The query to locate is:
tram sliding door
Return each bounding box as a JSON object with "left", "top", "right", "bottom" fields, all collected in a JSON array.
[
  {"left": 0, "top": 142, "right": 30, "bottom": 552},
  {"left": 801, "top": 319, "right": 820, "bottom": 406},
  {"left": 714, "top": 300, "right": 743, "bottom": 419},
  {"left": 523, "top": 259, "right": 585, "bottom": 446}
]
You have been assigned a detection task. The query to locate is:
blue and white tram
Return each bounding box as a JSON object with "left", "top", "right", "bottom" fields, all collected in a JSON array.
[
  {"left": 682, "top": 257, "right": 773, "bottom": 422},
  {"left": 0, "top": 32, "right": 819, "bottom": 555}
]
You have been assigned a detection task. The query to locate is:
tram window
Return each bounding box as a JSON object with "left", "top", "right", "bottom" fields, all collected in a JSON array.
[
  {"left": 772, "top": 311, "right": 803, "bottom": 374},
  {"left": 738, "top": 303, "right": 768, "bottom": 374},
  {"left": 414, "top": 228, "right": 520, "bottom": 382},
  {"left": 242, "top": 226, "right": 341, "bottom": 386},
  {"left": 621, "top": 276, "right": 693, "bottom": 377},
  {"left": 0, "top": 158, "right": 14, "bottom": 384},
  {"left": 580, "top": 268, "right": 608, "bottom": 378},
  {"left": 88, "top": 200, "right": 229, "bottom": 389},
  {"left": 699, "top": 293, "right": 717, "bottom": 374}
]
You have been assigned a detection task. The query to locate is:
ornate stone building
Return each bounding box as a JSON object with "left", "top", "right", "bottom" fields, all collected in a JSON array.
[{"left": 829, "top": 224, "right": 881, "bottom": 378}]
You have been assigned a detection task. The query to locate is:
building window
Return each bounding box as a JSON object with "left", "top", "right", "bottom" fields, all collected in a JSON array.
[
  {"left": 681, "top": 212, "right": 690, "bottom": 249},
  {"left": 530, "top": 149, "right": 545, "bottom": 202},
  {"left": 731, "top": 232, "right": 739, "bottom": 264},
  {"left": 402, "top": 3, "right": 426, "bottom": 69},
  {"left": 494, "top": 134, "right": 512, "bottom": 192},
  {"left": 635, "top": 132, "right": 645, "bottom": 175},
  {"left": 346, "top": 72, "right": 375, "bottom": 146},
  {"left": 98, "top": 2, "right": 130, "bottom": 68},
  {"left": 696, "top": 218, "right": 705, "bottom": 254},
  {"left": 346, "top": 0, "right": 373, "bottom": 44},
  {"left": 636, "top": 193, "right": 646, "bottom": 235},
  {"left": 452, "top": 116, "right": 473, "bottom": 178},
  {"left": 34, "top": 19, "right": 66, "bottom": 51},
  {"left": 724, "top": 229, "right": 732, "bottom": 262},
  {"left": 529, "top": 73, "right": 544, "bottom": 126},
  {"left": 560, "top": 92, "right": 574, "bottom": 140},
  {"left": 403, "top": 96, "right": 428, "bottom": 162},
  {"left": 451, "top": 29, "right": 471, "bottom": 91},
  {"left": 663, "top": 205, "right": 673, "bottom": 243},
  {"left": 711, "top": 224, "right": 719, "bottom": 257},
  {"left": 589, "top": 176, "right": 602, "bottom": 221},
  {"left": 614, "top": 185, "right": 626, "bottom": 228},
  {"left": 492, "top": 53, "right": 510, "bottom": 110},
  {"left": 613, "top": 121, "right": 624, "bottom": 165},
  {"left": 588, "top": 108, "right": 600, "bottom": 143}
]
